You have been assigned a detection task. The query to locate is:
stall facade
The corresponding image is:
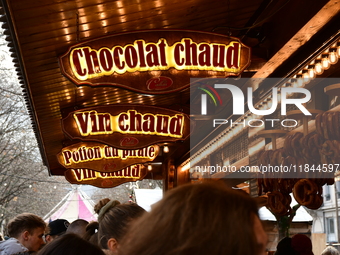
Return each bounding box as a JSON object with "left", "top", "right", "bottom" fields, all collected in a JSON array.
[{"left": 1, "top": 2, "right": 340, "bottom": 251}]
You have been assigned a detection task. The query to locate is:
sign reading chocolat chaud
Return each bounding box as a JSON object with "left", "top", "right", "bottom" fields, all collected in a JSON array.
[
  {"left": 62, "top": 104, "right": 191, "bottom": 149},
  {"left": 64, "top": 164, "right": 147, "bottom": 188},
  {"left": 59, "top": 30, "right": 251, "bottom": 94},
  {"left": 57, "top": 142, "right": 159, "bottom": 172}
]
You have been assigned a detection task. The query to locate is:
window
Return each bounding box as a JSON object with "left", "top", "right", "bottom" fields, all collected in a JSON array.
[
  {"left": 327, "top": 217, "right": 336, "bottom": 242},
  {"left": 324, "top": 185, "right": 331, "bottom": 201},
  {"left": 327, "top": 218, "right": 335, "bottom": 234}
]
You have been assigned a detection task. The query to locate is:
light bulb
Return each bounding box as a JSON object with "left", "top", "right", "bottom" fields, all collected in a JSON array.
[
  {"left": 314, "top": 59, "right": 323, "bottom": 75},
  {"left": 301, "top": 70, "right": 310, "bottom": 85},
  {"left": 329, "top": 49, "right": 338, "bottom": 64},
  {"left": 163, "top": 146, "right": 169, "bottom": 153},
  {"left": 308, "top": 65, "right": 316, "bottom": 79},
  {"left": 322, "top": 54, "right": 330, "bottom": 70},
  {"left": 294, "top": 74, "right": 304, "bottom": 88},
  {"left": 147, "top": 164, "right": 152, "bottom": 171}
]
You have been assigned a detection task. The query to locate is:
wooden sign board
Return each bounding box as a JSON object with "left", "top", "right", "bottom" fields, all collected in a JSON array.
[
  {"left": 64, "top": 164, "right": 147, "bottom": 188},
  {"left": 62, "top": 104, "right": 192, "bottom": 149},
  {"left": 57, "top": 142, "right": 159, "bottom": 172},
  {"left": 59, "top": 30, "right": 251, "bottom": 94}
]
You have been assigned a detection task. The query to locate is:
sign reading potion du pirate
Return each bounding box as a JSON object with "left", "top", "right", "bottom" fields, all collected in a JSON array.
[{"left": 57, "top": 142, "right": 159, "bottom": 172}]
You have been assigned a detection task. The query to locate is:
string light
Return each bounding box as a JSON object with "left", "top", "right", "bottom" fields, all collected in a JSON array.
[
  {"left": 163, "top": 145, "right": 169, "bottom": 153},
  {"left": 329, "top": 48, "right": 338, "bottom": 64},
  {"left": 322, "top": 54, "right": 331, "bottom": 70},
  {"left": 307, "top": 65, "right": 316, "bottom": 79},
  {"left": 314, "top": 59, "right": 323, "bottom": 75}
]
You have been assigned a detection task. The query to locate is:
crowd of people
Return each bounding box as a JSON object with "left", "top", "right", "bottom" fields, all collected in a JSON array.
[{"left": 0, "top": 181, "right": 336, "bottom": 255}]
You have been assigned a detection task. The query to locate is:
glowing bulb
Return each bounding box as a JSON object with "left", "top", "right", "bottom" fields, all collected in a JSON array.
[
  {"left": 147, "top": 164, "right": 152, "bottom": 171},
  {"left": 293, "top": 74, "right": 304, "bottom": 88},
  {"left": 308, "top": 65, "right": 316, "bottom": 79},
  {"left": 322, "top": 54, "right": 330, "bottom": 70},
  {"left": 314, "top": 59, "right": 323, "bottom": 75},
  {"left": 301, "top": 70, "right": 311, "bottom": 85},
  {"left": 329, "top": 49, "right": 338, "bottom": 64},
  {"left": 163, "top": 146, "right": 169, "bottom": 153}
]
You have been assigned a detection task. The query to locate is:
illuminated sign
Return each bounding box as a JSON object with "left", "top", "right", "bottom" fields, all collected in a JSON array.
[
  {"left": 57, "top": 142, "right": 159, "bottom": 172},
  {"left": 64, "top": 164, "right": 147, "bottom": 188},
  {"left": 59, "top": 30, "right": 251, "bottom": 94},
  {"left": 62, "top": 104, "right": 192, "bottom": 149}
]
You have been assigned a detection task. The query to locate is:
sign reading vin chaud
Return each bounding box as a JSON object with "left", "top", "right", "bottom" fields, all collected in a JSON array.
[
  {"left": 62, "top": 105, "right": 191, "bottom": 149},
  {"left": 59, "top": 30, "right": 251, "bottom": 94},
  {"left": 64, "top": 164, "right": 148, "bottom": 188}
]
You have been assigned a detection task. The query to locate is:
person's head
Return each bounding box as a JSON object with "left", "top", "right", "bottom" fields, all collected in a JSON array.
[
  {"left": 7, "top": 213, "right": 46, "bottom": 252},
  {"left": 45, "top": 219, "right": 70, "bottom": 243},
  {"left": 119, "top": 181, "right": 268, "bottom": 255},
  {"left": 291, "top": 234, "right": 313, "bottom": 255},
  {"left": 275, "top": 237, "right": 294, "bottom": 255},
  {"left": 321, "top": 246, "right": 340, "bottom": 255},
  {"left": 94, "top": 198, "right": 145, "bottom": 254},
  {"left": 83, "top": 221, "right": 99, "bottom": 246},
  {"left": 37, "top": 233, "right": 105, "bottom": 255},
  {"left": 66, "top": 219, "right": 89, "bottom": 237}
]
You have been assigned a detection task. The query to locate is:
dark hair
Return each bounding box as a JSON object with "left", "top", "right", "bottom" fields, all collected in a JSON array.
[
  {"left": 7, "top": 213, "right": 46, "bottom": 238},
  {"left": 83, "top": 221, "right": 99, "bottom": 246},
  {"left": 94, "top": 199, "right": 145, "bottom": 249},
  {"left": 275, "top": 237, "right": 295, "bottom": 255},
  {"left": 37, "top": 233, "right": 105, "bottom": 255},
  {"left": 66, "top": 219, "right": 89, "bottom": 237},
  {"left": 119, "top": 181, "right": 261, "bottom": 255}
]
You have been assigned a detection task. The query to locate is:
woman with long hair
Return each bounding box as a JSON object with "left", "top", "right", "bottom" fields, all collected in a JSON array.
[{"left": 119, "top": 181, "right": 268, "bottom": 255}]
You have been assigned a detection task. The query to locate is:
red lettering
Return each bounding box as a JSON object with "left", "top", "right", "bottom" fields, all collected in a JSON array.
[
  {"left": 113, "top": 47, "right": 125, "bottom": 69},
  {"left": 99, "top": 48, "right": 113, "bottom": 71},
  {"left": 83, "top": 47, "right": 99, "bottom": 74},
  {"left": 72, "top": 49, "right": 87, "bottom": 76},
  {"left": 136, "top": 40, "right": 147, "bottom": 67},
  {"left": 174, "top": 44, "right": 184, "bottom": 65},
  {"left": 158, "top": 39, "right": 167, "bottom": 66},
  {"left": 212, "top": 45, "right": 226, "bottom": 67},
  {"left": 118, "top": 113, "right": 129, "bottom": 131},
  {"left": 226, "top": 42, "right": 240, "bottom": 68},
  {"left": 125, "top": 45, "right": 138, "bottom": 68},
  {"left": 198, "top": 44, "right": 211, "bottom": 66},
  {"left": 184, "top": 39, "right": 198, "bottom": 65}
]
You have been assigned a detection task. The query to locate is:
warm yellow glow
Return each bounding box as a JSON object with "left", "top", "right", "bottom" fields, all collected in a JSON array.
[
  {"left": 73, "top": 110, "right": 185, "bottom": 138},
  {"left": 69, "top": 38, "right": 244, "bottom": 81},
  {"left": 308, "top": 65, "right": 316, "bottom": 79},
  {"left": 61, "top": 145, "right": 158, "bottom": 165},
  {"left": 322, "top": 54, "right": 331, "bottom": 70},
  {"left": 329, "top": 50, "right": 338, "bottom": 64},
  {"left": 180, "top": 161, "right": 190, "bottom": 171},
  {"left": 314, "top": 59, "right": 323, "bottom": 75},
  {"left": 71, "top": 165, "right": 142, "bottom": 182}
]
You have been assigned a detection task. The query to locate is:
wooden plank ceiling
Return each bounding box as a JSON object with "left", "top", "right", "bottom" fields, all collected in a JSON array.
[{"left": 0, "top": 0, "right": 335, "bottom": 176}]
